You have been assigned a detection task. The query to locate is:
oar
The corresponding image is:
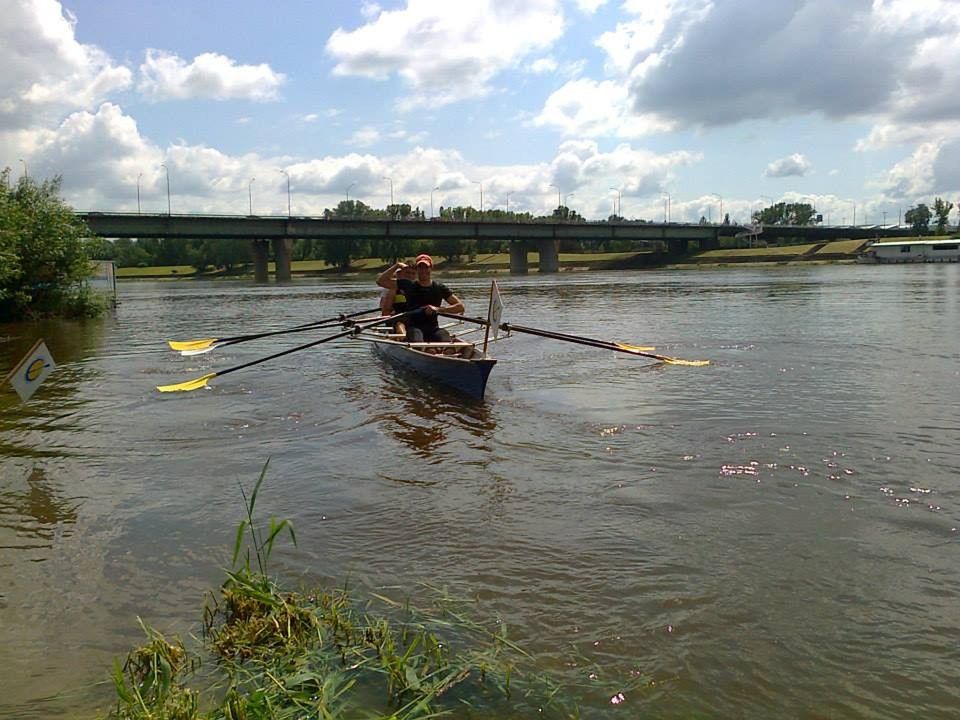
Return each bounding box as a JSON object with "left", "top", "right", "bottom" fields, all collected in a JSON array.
[
  {"left": 156, "top": 311, "right": 411, "bottom": 393},
  {"left": 436, "top": 311, "right": 708, "bottom": 366},
  {"left": 503, "top": 323, "right": 709, "bottom": 366},
  {"left": 167, "top": 307, "right": 380, "bottom": 353}
]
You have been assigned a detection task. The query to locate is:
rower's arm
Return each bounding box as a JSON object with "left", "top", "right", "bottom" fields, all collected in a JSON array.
[
  {"left": 376, "top": 262, "right": 403, "bottom": 289},
  {"left": 443, "top": 293, "right": 465, "bottom": 315}
]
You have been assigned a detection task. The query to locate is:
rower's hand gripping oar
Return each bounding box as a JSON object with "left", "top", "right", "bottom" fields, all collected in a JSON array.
[
  {"left": 167, "top": 307, "right": 380, "bottom": 354},
  {"left": 156, "top": 311, "right": 412, "bottom": 393},
  {"left": 435, "top": 311, "right": 708, "bottom": 366}
]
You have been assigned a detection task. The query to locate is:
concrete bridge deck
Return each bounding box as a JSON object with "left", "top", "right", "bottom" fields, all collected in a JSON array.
[{"left": 76, "top": 212, "right": 912, "bottom": 280}]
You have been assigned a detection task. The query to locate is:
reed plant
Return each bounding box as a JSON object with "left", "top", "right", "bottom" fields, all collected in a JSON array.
[{"left": 102, "top": 461, "right": 585, "bottom": 719}]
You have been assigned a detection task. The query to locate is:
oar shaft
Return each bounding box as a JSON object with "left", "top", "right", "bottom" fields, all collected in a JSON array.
[
  {"left": 438, "top": 312, "right": 633, "bottom": 353},
  {"left": 502, "top": 323, "right": 639, "bottom": 356},
  {"left": 214, "top": 311, "right": 412, "bottom": 379},
  {"left": 218, "top": 306, "right": 380, "bottom": 345}
]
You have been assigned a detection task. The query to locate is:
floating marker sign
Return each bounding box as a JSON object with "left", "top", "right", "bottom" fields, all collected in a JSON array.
[{"left": 4, "top": 339, "right": 56, "bottom": 403}]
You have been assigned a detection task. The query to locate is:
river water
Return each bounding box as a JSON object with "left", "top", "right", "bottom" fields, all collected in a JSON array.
[{"left": 1, "top": 265, "right": 958, "bottom": 718}]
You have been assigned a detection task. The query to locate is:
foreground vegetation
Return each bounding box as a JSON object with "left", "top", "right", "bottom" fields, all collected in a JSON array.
[
  {"left": 0, "top": 170, "right": 106, "bottom": 320},
  {"left": 102, "top": 464, "right": 630, "bottom": 718}
]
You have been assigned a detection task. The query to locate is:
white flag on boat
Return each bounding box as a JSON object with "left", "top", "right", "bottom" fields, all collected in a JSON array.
[
  {"left": 488, "top": 280, "right": 504, "bottom": 339},
  {"left": 4, "top": 339, "right": 57, "bottom": 403}
]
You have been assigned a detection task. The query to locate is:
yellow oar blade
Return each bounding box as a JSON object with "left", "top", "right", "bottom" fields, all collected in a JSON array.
[
  {"left": 156, "top": 372, "right": 217, "bottom": 393},
  {"left": 179, "top": 345, "right": 217, "bottom": 357},
  {"left": 168, "top": 338, "right": 217, "bottom": 352},
  {"left": 662, "top": 357, "right": 710, "bottom": 367},
  {"left": 613, "top": 342, "right": 709, "bottom": 366},
  {"left": 614, "top": 342, "right": 655, "bottom": 353}
]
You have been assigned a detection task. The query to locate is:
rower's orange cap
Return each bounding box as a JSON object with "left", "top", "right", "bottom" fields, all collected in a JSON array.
[{"left": 415, "top": 253, "right": 433, "bottom": 267}]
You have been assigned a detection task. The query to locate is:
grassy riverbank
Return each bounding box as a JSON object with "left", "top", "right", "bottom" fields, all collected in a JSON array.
[
  {"left": 100, "top": 465, "right": 629, "bottom": 719},
  {"left": 115, "top": 240, "right": 872, "bottom": 279}
]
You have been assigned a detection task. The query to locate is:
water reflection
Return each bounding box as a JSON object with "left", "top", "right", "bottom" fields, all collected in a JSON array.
[
  {"left": 377, "top": 369, "right": 495, "bottom": 460},
  {"left": 0, "top": 467, "right": 78, "bottom": 552}
]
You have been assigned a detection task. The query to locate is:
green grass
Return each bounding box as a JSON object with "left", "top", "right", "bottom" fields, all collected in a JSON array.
[
  {"left": 116, "top": 264, "right": 199, "bottom": 277},
  {"left": 99, "top": 462, "right": 635, "bottom": 719},
  {"left": 812, "top": 239, "right": 869, "bottom": 254}
]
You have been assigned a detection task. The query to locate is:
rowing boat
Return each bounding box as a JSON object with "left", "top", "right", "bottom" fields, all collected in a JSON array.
[{"left": 354, "top": 324, "right": 497, "bottom": 399}]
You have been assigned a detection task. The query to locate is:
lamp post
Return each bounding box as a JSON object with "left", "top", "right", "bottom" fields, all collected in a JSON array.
[
  {"left": 609, "top": 187, "right": 621, "bottom": 218},
  {"left": 851, "top": 201, "right": 857, "bottom": 226},
  {"left": 279, "top": 169, "right": 291, "bottom": 217},
  {"left": 160, "top": 163, "right": 171, "bottom": 215},
  {"left": 565, "top": 192, "right": 575, "bottom": 207},
  {"left": 18, "top": 158, "right": 27, "bottom": 180},
  {"left": 711, "top": 192, "right": 723, "bottom": 223},
  {"left": 549, "top": 183, "right": 560, "bottom": 209},
  {"left": 472, "top": 180, "right": 483, "bottom": 219},
  {"left": 506, "top": 192, "right": 512, "bottom": 213},
  {"left": 137, "top": 172, "right": 142, "bottom": 214},
  {"left": 882, "top": 210, "right": 887, "bottom": 226},
  {"left": 383, "top": 176, "right": 393, "bottom": 207},
  {"left": 248, "top": 177, "right": 255, "bottom": 216},
  {"left": 430, "top": 186, "right": 439, "bottom": 218},
  {"left": 346, "top": 181, "right": 356, "bottom": 203}
]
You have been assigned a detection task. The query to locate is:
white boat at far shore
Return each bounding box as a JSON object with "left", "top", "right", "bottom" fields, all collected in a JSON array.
[{"left": 858, "top": 238, "right": 960, "bottom": 263}]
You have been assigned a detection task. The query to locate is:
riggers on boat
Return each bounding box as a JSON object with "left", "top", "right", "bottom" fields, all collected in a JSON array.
[{"left": 858, "top": 239, "right": 960, "bottom": 263}]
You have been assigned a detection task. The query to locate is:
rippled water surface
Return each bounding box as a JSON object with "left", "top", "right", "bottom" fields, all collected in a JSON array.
[{"left": 1, "top": 265, "right": 958, "bottom": 718}]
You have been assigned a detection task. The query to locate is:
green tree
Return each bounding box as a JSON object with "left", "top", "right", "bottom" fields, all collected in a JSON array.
[
  {"left": 932, "top": 197, "right": 954, "bottom": 234},
  {"left": 904, "top": 204, "right": 931, "bottom": 234},
  {"left": 753, "top": 202, "right": 817, "bottom": 225},
  {"left": 0, "top": 171, "right": 102, "bottom": 319},
  {"left": 191, "top": 238, "right": 251, "bottom": 272}
]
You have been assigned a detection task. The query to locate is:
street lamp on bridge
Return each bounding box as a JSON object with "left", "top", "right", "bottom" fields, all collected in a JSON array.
[
  {"left": 471, "top": 179, "right": 483, "bottom": 219},
  {"left": 711, "top": 192, "right": 723, "bottom": 224},
  {"left": 851, "top": 201, "right": 857, "bottom": 227},
  {"left": 137, "top": 172, "right": 142, "bottom": 214},
  {"left": 279, "top": 169, "right": 291, "bottom": 217},
  {"left": 382, "top": 176, "right": 393, "bottom": 207},
  {"left": 160, "top": 163, "right": 171, "bottom": 215},
  {"left": 661, "top": 191, "right": 672, "bottom": 223},
  {"left": 18, "top": 158, "right": 28, "bottom": 180},
  {"left": 549, "top": 183, "right": 560, "bottom": 209},
  {"left": 430, "top": 185, "right": 439, "bottom": 218},
  {"left": 609, "top": 187, "right": 621, "bottom": 218},
  {"left": 565, "top": 192, "right": 575, "bottom": 208},
  {"left": 248, "top": 177, "right": 256, "bottom": 216},
  {"left": 346, "top": 181, "right": 356, "bottom": 203}
]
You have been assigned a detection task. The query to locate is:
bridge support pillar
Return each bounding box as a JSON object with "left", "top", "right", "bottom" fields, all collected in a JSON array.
[
  {"left": 537, "top": 238, "right": 559, "bottom": 273},
  {"left": 509, "top": 241, "right": 528, "bottom": 274},
  {"left": 272, "top": 238, "right": 292, "bottom": 281},
  {"left": 251, "top": 240, "right": 269, "bottom": 283}
]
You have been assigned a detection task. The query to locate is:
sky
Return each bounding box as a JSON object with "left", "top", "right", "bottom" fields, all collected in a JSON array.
[{"left": 3, "top": 0, "right": 960, "bottom": 225}]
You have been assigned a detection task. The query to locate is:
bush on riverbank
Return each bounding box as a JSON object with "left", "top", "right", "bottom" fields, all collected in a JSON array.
[
  {"left": 102, "top": 463, "right": 610, "bottom": 719},
  {"left": 0, "top": 170, "right": 106, "bottom": 320}
]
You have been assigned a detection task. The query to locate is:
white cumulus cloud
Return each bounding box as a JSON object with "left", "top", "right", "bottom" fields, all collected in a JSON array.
[
  {"left": 325, "top": 0, "right": 565, "bottom": 110},
  {"left": 0, "top": 0, "right": 131, "bottom": 131},
  {"left": 765, "top": 153, "right": 811, "bottom": 178},
  {"left": 532, "top": 78, "right": 673, "bottom": 137},
  {"left": 138, "top": 49, "right": 285, "bottom": 102}
]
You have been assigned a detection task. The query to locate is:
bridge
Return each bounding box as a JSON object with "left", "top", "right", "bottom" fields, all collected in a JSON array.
[{"left": 77, "top": 212, "right": 912, "bottom": 280}]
